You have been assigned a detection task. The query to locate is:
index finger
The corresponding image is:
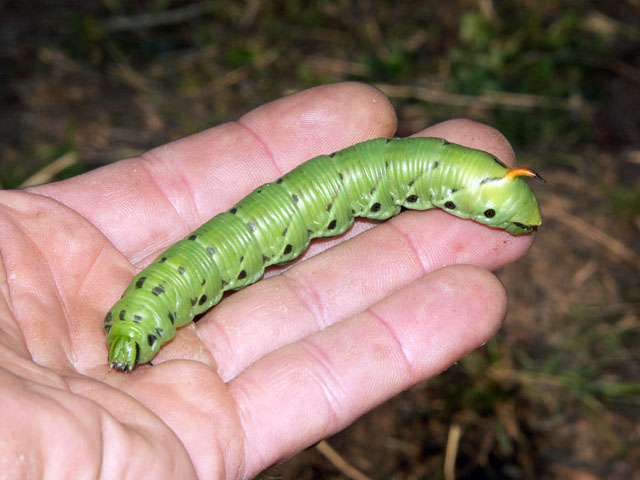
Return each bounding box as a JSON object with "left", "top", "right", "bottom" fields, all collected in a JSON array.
[{"left": 29, "top": 83, "right": 397, "bottom": 264}]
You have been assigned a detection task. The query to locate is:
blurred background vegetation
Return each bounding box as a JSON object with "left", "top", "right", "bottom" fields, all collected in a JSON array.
[{"left": 1, "top": 0, "right": 639, "bottom": 478}]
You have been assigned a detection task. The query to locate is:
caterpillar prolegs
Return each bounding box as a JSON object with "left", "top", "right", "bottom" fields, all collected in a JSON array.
[{"left": 105, "top": 137, "right": 543, "bottom": 371}]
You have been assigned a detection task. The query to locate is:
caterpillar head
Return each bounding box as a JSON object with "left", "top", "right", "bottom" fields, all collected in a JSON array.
[{"left": 447, "top": 167, "right": 544, "bottom": 235}]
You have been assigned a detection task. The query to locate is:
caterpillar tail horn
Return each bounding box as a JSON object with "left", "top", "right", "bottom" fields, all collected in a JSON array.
[{"left": 505, "top": 167, "right": 545, "bottom": 183}]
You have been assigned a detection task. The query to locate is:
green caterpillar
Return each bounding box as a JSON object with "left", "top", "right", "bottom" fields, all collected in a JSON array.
[{"left": 105, "top": 137, "right": 543, "bottom": 371}]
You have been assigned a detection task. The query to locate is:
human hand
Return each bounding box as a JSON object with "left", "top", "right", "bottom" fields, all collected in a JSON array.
[{"left": 0, "top": 83, "right": 534, "bottom": 478}]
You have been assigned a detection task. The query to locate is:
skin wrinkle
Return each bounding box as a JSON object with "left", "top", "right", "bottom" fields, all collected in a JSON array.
[
  {"left": 0, "top": 203, "right": 28, "bottom": 324},
  {"left": 5, "top": 214, "right": 72, "bottom": 367},
  {"left": 230, "top": 419, "right": 247, "bottom": 480},
  {"left": 37, "top": 267, "right": 74, "bottom": 370},
  {"left": 72, "top": 239, "right": 109, "bottom": 305},
  {"left": 2, "top": 349, "right": 57, "bottom": 391},
  {"left": 134, "top": 365, "right": 229, "bottom": 478},
  {"left": 195, "top": 311, "right": 235, "bottom": 379},
  {"left": 235, "top": 119, "right": 285, "bottom": 176},
  {"left": 297, "top": 337, "right": 344, "bottom": 428},
  {"left": 385, "top": 217, "right": 429, "bottom": 278},
  {"left": 364, "top": 308, "right": 416, "bottom": 378},
  {"left": 0, "top": 241, "right": 16, "bottom": 315},
  {"left": 0, "top": 256, "right": 27, "bottom": 358},
  {"left": 231, "top": 402, "right": 250, "bottom": 480},
  {"left": 226, "top": 376, "right": 263, "bottom": 478},
  {"left": 26, "top": 381, "right": 100, "bottom": 477},
  {"left": 136, "top": 152, "right": 194, "bottom": 239},
  {"left": 141, "top": 148, "right": 202, "bottom": 229},
  {"left": 197, "top": 389, "right": 232, "bottom": 480},
  {"left": 73, "top": 370, "right": 199, "bottom": 477},
  {"left": 67, "top": 242, "right": 111, "bottom": 369},
  {"left": 114, "top": 423, "right": 140, "bottom": 479},
  {"left": 96, "top": 412, "right": 110, "bottom": 480},
  {"left": 280, "top": 269, "right": 328, "bottom": 329}
]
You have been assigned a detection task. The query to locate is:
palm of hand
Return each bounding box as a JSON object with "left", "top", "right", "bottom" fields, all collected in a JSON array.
[{"left": 0, "top": 83, "right": 531, "bottom": 479}]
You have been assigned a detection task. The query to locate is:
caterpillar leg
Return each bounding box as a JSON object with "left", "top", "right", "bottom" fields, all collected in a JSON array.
[{"left": 108, "top": 335, "right": 140, "bottom": 372}]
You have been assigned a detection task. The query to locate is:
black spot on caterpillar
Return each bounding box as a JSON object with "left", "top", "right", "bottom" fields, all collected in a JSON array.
[{"left": 105, "top": 137, "right": 543, "bottom": 371}]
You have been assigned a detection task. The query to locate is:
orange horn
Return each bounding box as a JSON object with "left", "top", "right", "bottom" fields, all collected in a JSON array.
[{"left": 505, "top": 167, "right": 545, "bottom": 183}]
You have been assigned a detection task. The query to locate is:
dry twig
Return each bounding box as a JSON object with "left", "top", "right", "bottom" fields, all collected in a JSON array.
[
  {"left": 376, "top": 84, "right": 592, "bottom": 117},
  {"left": 19, "top": 152, "right": 78, "bottom": 188},
  {"left": 316, "top": 440, "right": 372, "bottom": 480},
  {"left": 101, "top": 3, "right": 212, "bottom": 32},
  {"left": 544, "top": 203, "right": 640, "bottom": 271},
  {"left": 444, "top": 423, "right": 462, "bottom": 480}
]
